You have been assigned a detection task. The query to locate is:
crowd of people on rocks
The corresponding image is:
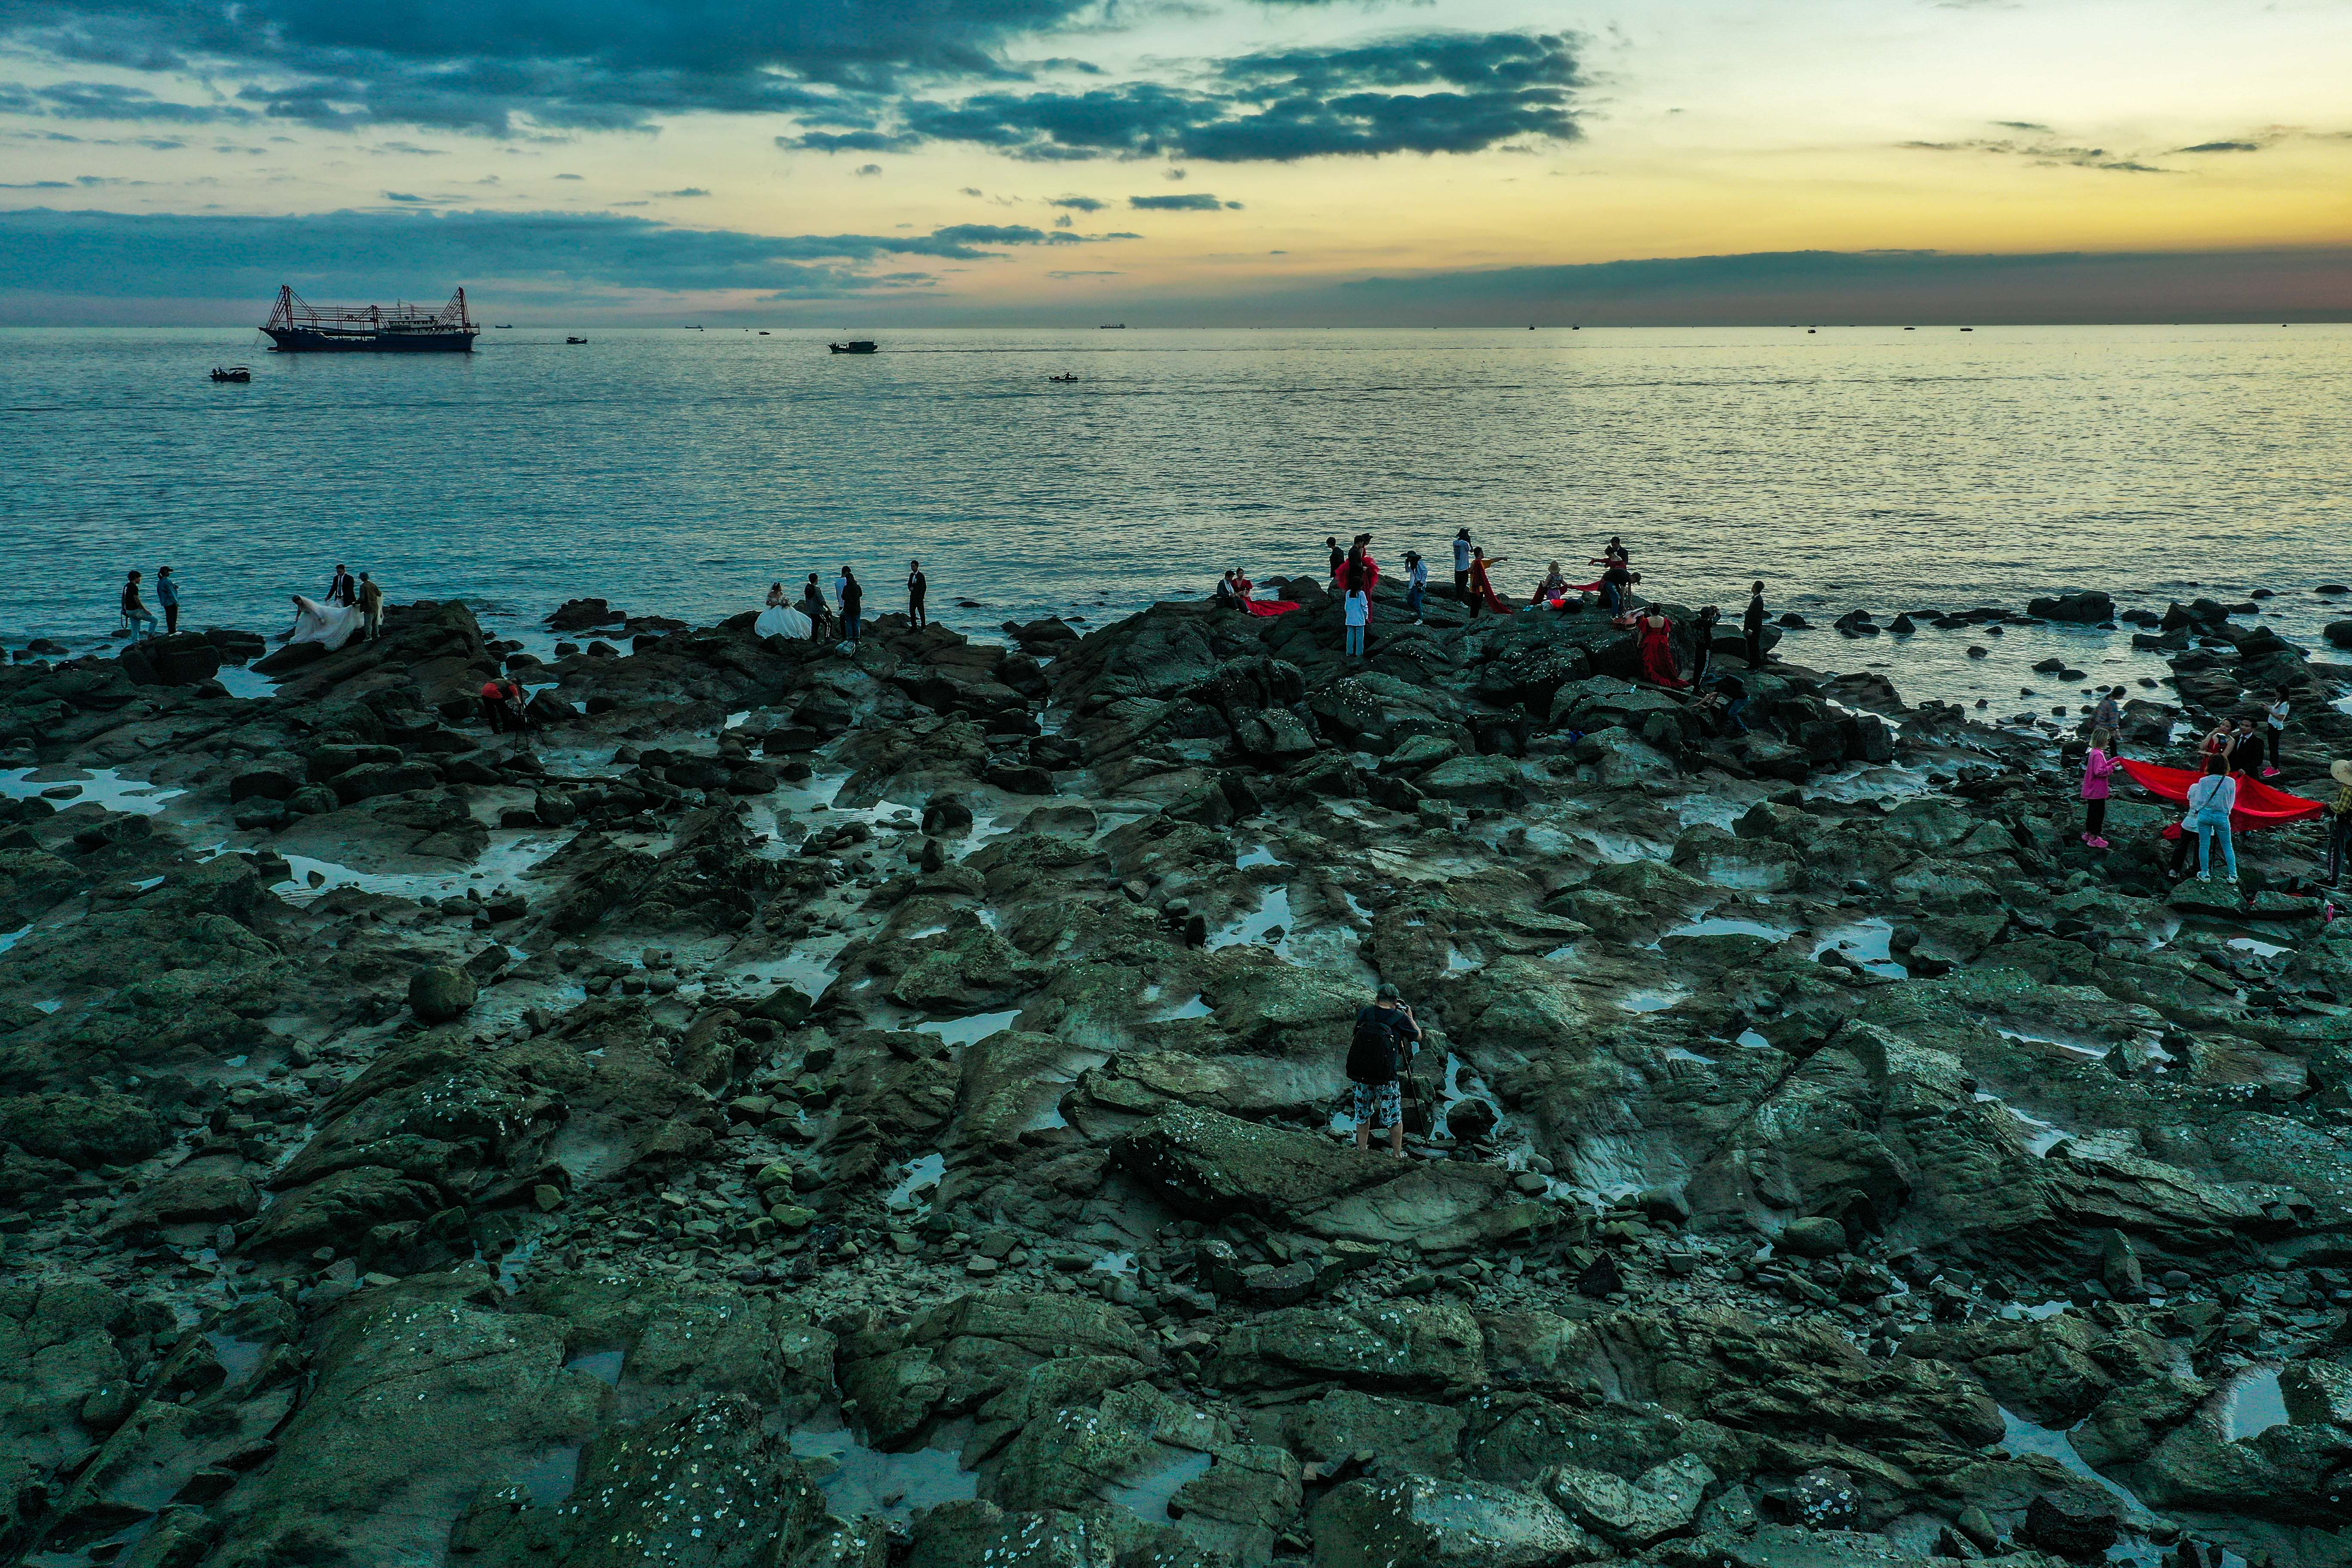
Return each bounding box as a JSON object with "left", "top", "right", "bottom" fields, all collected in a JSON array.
[{"left": 94, "top": 528, "right": 2352, "bottom": 890}]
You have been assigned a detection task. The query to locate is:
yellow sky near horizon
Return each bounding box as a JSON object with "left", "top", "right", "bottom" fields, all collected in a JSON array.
[{"left": 2, "top": 0, "right": 2349, "bottom": 310}]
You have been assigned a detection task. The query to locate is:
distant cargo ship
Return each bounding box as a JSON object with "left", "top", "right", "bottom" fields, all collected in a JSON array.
[{"left": 262, "top": 285, "right": 479, "bottom": 352}]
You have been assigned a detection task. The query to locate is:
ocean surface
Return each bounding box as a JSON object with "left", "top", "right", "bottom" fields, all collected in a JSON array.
[{"left": 4, "top": 323, "right": 2347, "bottom": 710}]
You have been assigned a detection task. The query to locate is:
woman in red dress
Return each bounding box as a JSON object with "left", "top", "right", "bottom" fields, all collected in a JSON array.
[
  {"left": 1634, "top": 608, "right": 1688, "bottom": 687},
  {"left": 1466, "top": 547, "right": 1512, "bottom": 616}
]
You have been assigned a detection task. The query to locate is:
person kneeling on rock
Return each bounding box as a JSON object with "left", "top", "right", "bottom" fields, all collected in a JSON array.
[{"left": 1346, "top": 983, "right": 1422, "bottom": 1158}]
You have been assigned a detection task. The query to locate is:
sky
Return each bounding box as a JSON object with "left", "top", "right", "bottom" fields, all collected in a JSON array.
[{"left": 1, "top": 0, "right": 2349, "bottom": 324}]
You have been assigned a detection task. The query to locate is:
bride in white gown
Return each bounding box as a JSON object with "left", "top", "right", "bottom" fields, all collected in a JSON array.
[
  {"left": 281, "top": 594, "right": 363, "bottom": 652},
  {"left": 756, "top": 581, "right": 812, "bottom": 640}
]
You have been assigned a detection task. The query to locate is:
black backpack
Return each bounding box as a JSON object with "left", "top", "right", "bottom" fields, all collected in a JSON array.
[{"left": 1346, "top": 1007, "right": 1399, "bottom": 1083}]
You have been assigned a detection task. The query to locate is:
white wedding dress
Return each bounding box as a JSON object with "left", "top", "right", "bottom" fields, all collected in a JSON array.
[
  {"left": 756, "top": 602, "right": 812, "bottom": 639},
  {"left": 285, "top": 594, "right": 362, "bottom": 652}
]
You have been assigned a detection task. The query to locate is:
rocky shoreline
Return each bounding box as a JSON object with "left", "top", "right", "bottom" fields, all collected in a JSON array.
[{"left": 3, "top": 571, "right": 2351, "bottom": 1568}]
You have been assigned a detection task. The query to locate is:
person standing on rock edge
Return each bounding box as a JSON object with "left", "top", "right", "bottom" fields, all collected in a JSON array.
[
  {"left": 156, "top": 567, "right": 181, "bottom": 634},
  {"left": 1452, "top": 529, "right": 1474, "bottom": 597},
  {"left": 357, "top": 573, "right": 383, "bottom": 641},
  {"left": 801, "top": 574, "right": 830, "bottom": 640},
  {"left": 1690, "top": 605, "right": 1720, "bottom": 687},
  {"left": 2265, "top": 689, "right": 2290, "bottom": 778},
  {"left": 1346, "top": 983, "right": 1422, "bottom": 1158},
  {"left": 1327, "top": 536, "right": 1345, "bottom": 588},
  {"left": 1343, "top": 586, "right": 1369, "bottom": 659},
  {"left": 907, "top": 560, "right": 928, "bottom": 630},
  {"left": 1743, "top": 582, "right": 1767, "bottom": 668},
  {"left": 120, "top": 570, "right": 157, "bottom": 638},
  {"left": 1403, "top": 551, "right": 1427, "bottom": 623},
  {"left": 839, "top": 567, "right": 864, "bottom": 643},
  {"left": 2323, "top": 758, "right": 2352, "bottom": 886},
  {"left": 327, "top": 564, "right": 356, "bottom": 607},
  {"left": 2079, "top": 729, "right": 2119, "bottom": 848}
]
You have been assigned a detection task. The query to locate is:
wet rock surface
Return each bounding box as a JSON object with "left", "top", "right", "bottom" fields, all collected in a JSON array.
[{"left": 4, "top": 582, "right": 2352, "bottom": 1568}]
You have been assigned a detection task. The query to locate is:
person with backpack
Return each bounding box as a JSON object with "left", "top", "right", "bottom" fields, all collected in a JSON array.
[
  {"left": 1345, "top": 983, "right": 1422, "bottom": 1157},
  {"left": 2167, "top": 753, "right": 2239, "bottom": 882}
]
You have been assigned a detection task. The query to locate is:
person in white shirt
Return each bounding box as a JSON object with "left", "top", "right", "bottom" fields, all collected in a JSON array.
[
  {"left": 2177, "top": 755, "right": 2239, "bottom": 882},
  {"left": 1343, "top": 588, "right": 1369, "bottom": 659},
  {"left": 2265, "top": 690, "right": 2290, "bottom": 777},
  {"left": 1452, "top": 530, "right": 1474, "bottom": 596},
  {"left": 1403, "top": 551, "right": 1428, "bottom": 622}
]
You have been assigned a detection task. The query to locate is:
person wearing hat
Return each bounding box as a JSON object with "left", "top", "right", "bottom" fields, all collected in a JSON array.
[
  {"left": 2325, "top": 757, "right": 2352, "bottom": 886},
  {"left": 1345, "top": 982, "right": 1422, "bottom": 1157},
  {"left": 1402, "top": 550, "right": 1427, "bottom": 623}
]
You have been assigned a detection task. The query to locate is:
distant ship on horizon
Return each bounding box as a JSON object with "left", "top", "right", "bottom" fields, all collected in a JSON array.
[{"left": 261, "top": 285, "right": 479, "bottom": 352}]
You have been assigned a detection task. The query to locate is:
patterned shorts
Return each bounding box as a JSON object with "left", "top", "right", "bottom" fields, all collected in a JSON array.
[{"left": 1351, "top": 1079, "right": 1403, "bottom": 1129}]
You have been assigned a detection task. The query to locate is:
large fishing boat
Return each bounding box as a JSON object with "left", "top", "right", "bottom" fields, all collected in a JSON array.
[{"left": 261, "top": 285, "right": 479, "bottom": 352}]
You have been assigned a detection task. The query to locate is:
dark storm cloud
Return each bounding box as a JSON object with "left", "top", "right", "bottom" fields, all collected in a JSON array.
[
  {"left": 786, "top": 31, "right": 1584, "bottom": 162},
  {"left": 1127, "top": 192, "right": 1234, "bottom": 210},
  {"left": 0, "top": 206, "right": 1136, "bottom": 303},
  {"left": 0, "top": 0, "right": 1386, "bottom": 135},
  {"left": 1046, "top": 194, "right": 1104, "bottom": 210},
  {"left": 2175, "top": 140, "right": 2262, "bottom": 153},
  {"left": 0, "top": 77, "right": 251, "bottom": 121}
]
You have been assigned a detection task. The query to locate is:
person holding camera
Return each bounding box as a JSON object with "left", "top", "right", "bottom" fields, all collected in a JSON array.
[{"left": 1345, "top": 982, "right": 1423, "bottom": 1158}]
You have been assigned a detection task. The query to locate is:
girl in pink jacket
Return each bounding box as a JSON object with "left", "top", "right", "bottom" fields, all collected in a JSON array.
[{"left": 2080, "top": 729, "right": 2120, "bottom": 848}]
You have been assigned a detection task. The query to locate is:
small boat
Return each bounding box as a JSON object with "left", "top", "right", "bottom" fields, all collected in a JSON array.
[
  {"left": 1049, "top": 373, "right": 1078, "bottom": 382},
  {"left": 209, "top": 365, "right": 251, "bottom": 382},
  {"left": 566, "top": 336, "right": 588, "bottom": 345},
  {"left": 494, "top": 324, "right": 514, "bottom": 329},
  {"left": 829, "top": 340, "right": 878, "bottom": 354},
  {"left": 758, "top": 331, "right": 770, "bottom": 335},
  {"left": 1098, "top": 324, "right": 1126, "bottom": 329}
]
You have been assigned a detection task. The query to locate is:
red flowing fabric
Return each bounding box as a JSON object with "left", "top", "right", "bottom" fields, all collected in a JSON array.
[
  {"left": 1468, "top": 562, "right": 1513, "bottom": 614},
  {"left": 1636, "top": 618, "right": 1688, "bottom": 688},
  {"left": 1241, "top": 598, "right": 1299, "bottom": 617},
  {"left": 2118, "top": 758, "right": 2324, "bottom": 836}
]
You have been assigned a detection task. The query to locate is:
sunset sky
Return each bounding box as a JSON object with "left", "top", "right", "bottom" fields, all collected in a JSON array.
[{"left": 3, "top": 0, "right": 2349, "bottom": 322}]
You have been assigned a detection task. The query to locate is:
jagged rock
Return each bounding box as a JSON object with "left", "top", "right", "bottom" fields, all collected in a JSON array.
[
  {"left": 2026, "top": 592, "right": 2115, "bottom": 625},
  {"left": 407, "top": 963, "right": 479, "bottom": 1023},
  {"left": 1310, "top": 1474, "right": 1599, "bottom": 1568},
  {"left": 0, "top": 1092, "right": 167, "bottom": 1168}
]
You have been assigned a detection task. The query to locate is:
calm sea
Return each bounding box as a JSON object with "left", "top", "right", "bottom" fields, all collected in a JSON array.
[{"left": 4, "top": 324, "right": 2346, "bottom": 710}]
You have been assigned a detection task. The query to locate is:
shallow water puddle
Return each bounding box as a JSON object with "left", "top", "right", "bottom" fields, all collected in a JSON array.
[
  {"left": 0, "top": 924, "right": 31, "bottom": 955},
  {"left": 1617, "top": 987, "right": 1689, "bottom": 1014},
  {"left": 918, "top": 1008, "right": 1022, "bottom": 1048},
  {"left": 1106, "top": 1450, "right": 1213, "bottom": 1522},
  {"left": 1734, "top": 1029, "right": 1775, "bottom": 1050},
  {"left": 2222, "top": 1367, "right": 2289, "bottom": 1441},
  {"left": 1147, "top": 992, "right": 1214, "bottom": 1022},
  {"left": 1998, "top": 1409, "right": 2160, "bottom": 1523},
  {"left": 887, "top": 1153, "right": 946, "bottom": 1213},
  {"left": 1210, "top": 885, "right": 1293, "bottom": 954},
  {"left": 565, "top": 1349, "right": 626, "bottom": 1386},
  {"left": 271, "top": 834, "right": 568, "bottom": 906},
  {"left": 1664, "top": 917, "right": 1794, "bottom": 942},
  {"left": 1234, "top": 845, "right": 1282, "bottom": 870},
  {"left": 1811, "top": 919, "right": 1909, "bottom": 978},
  {"left": 504, "top": 1442, "right": 585, "bottom": 1507},
  {"left": 204, "top": 1331, "right": 270, "bottom": 1387},
  {"left": 1, "top": 766, "right": 186, "bottom": 814},
  {"left": 1975, "top": 1092, "right": 2071, "bottom": 1156},
  {"left": 1995, "top": 1026, "right": 2113, "bottom": 1061},
  {"left": 2225, "top": 936, "right": 2292, "bottom": 959},
  {"left": 789, "top": 1427, "right": 978, "bottom": 1523}
]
